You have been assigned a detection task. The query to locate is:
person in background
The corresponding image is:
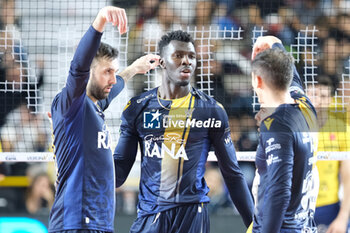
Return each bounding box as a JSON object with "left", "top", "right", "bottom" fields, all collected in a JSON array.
[{"left": 307, "top": 75, "right": 350, "bottom": 233}]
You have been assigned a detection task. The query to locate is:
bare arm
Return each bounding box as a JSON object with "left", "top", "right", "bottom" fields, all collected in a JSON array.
[
  {"left": 326, "top": 160, "right": 350, "bottom": 233},
  {"left": 118, "top": 54, "right": 160, "bottom": 83}
]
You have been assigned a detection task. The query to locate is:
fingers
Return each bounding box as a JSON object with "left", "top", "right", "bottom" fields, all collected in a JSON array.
[
  {"left": 118, "top": 9, "right": 127, "bottom": 34},
  {"left": 132, "top": 54, "right": 161, "bottom": 74},
  {"left": 147, "top": 54, "right": 161, "bottom": 70},
  {"left": 102, "top": 7, "right": 128, "bottom": 34},
  {"left": 252, "top": 36, "right": 282, "bottom": 60}
]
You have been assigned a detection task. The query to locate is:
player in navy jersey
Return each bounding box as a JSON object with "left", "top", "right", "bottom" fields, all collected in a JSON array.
[
  {"left": 247, "top": 36, "right": 319, "bottom": 233},
  {"left": 49, "top": 6, "right": 160, "bottom": 233},
  {"left": 113, "top": 30, "right": 254, "bottom": 233}
]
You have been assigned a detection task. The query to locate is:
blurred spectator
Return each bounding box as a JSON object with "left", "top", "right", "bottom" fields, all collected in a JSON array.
[
  {"left": 142, "top": 1, "right": 181, "bottom": 53},
  {"left": 193, "top": 0, "right": 216, "bottom": 28},
  {"left": 0, "top": 0, "right": 43, "bottom": 135},
  {"left": 0, "top": 0, "right": 20, "bottom": 30},
  {"left": 204, "top": 165, "right": 234, "bottom": 215},
  {"left": 127, "top": 0, "right": 162, "bottom": 61},
  {"left": 291, "top": 0, "right": 324, "bottom": 29},
  {"left": 167, "top": 0, "right": 201, "bottom": 25},
  {"left": 0, "top": 104, "right": 49, "bottom": 153},
  {"left": 317, "top": 37, "right": 343, "bottom": 88},
  {"left": 23, "top": 173, "right": 54, "bottom": 215},
  {"left": 314, "top": 15, "right": 331, "bottom": 48},
  {"left": 306, "top": 75, "right": 350, "bottom": 233}
]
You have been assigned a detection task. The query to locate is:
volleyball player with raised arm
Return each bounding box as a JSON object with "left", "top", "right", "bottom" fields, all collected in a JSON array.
[
  {"left": 49, "top": 6, "right": 159, "bottom": 233},
  {"left": 114, "top": 30, "right": 254, "bottom": 233},
  {"left": 248, "top": 36, "right": 319, "bottom": 233}
]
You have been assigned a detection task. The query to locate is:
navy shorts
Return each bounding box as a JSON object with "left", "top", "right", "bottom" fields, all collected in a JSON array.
[
  {"left": 130, "top": 203, "right": 209, "bottom": 233},
  {"left": 315, "top": 202, "right": 350, "bottom": 230}
]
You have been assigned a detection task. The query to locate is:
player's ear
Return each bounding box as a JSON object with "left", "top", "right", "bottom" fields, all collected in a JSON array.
[
  {"left": 256, "top": 75, "right": 263, "bottom": 89},
  {"left": 159, "top": 58, "right": 165, "bottom": 69}
]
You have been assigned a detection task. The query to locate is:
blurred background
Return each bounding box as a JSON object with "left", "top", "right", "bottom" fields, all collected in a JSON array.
[{"left": 1, "top": 0, "right": 350, "bottom": 232}]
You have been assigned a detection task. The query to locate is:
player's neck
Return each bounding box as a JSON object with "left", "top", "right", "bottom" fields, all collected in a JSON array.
[
  {"left": 86, "top": 91, "right": 98, "bottom": 104},
  {"left": 158, "top": 82, "right": 191, "bottom": 99},
  {"left": 264, "top": 90, "right": 294, "bottom": 108}
]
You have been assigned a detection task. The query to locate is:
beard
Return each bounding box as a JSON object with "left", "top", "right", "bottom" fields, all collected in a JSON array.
[{"left": 88, "top": 73, "right": 110, "bottom": 101}]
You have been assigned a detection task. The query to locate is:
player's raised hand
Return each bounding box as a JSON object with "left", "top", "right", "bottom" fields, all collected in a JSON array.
[
  {"left": 252, "top": 36, "right": 282, "bottom": 60},
  {"left": 93, "top": 6, "right": 127, "bottom": 34},
  {"left": 118, "top": 54, "right": 160, "bottom": 83},
  {"left": 131, "top": 54, "right": 161, "bottom": 74}
]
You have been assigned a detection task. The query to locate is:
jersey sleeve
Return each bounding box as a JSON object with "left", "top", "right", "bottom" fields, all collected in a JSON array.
[
  {"left": 272, "top": 43, "right": 304, "bottom": 95},
  {"left": 208, "top": 103, "right": 254, "bottom": 227},
  {"left": 113, "top": 99, "right": 139, "bottom": 187},
  {"left": 54, "top": 26, "right": 102, "bottom": 116},
  {"left": 259, "top": 118, "right": 294, "bottom": 233},
  {"left": 97, "top": 75, "right": 125, "bottom": 111}
]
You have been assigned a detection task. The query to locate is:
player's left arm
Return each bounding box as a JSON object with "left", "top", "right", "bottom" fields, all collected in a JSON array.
[
  {"left": 209, "top": 103, "right": 254, "bottom": 227},
  {"left": 113, "top": 99, "right": 139, "bottom": 187},
  {"left": 327, "top": 159, "right": 350, "bottom": 233},
  {"left": 259, "top": 119, "right": 294, "bottom": 233}
]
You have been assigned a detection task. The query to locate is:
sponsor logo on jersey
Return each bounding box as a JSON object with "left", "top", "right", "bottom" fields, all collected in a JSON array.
[
  {"left": 144, "top": 110, "right": 162, "bottom": 129},
  {"left": 144, "top": 141, "right": 188, "bottom": 160},
  {"left": 266, "top": 154, "right": 282, "bottom": 166},
  {"left": 97, "top": 124, "right": 111, "bottom": 149},
  {"left": 144, "top": 133, "right": 185, "bottom": 144},
  {"left": 224, "top": 135, "right": 232, "bottom": 145},
  {"left": 136, "top": 93, "right": 155, "bottom": 104},
  {"left": 265, "top": 137, "right": 281, "bottom": 153},
  {"left": 264, "top": 118, "right": 274, "bottom": 130},
  {"left": 163, "top": 115, "right": 221, "bottom": 128},
  {"left": 143, "top": 111, "right": 222, "bottom": 129}
]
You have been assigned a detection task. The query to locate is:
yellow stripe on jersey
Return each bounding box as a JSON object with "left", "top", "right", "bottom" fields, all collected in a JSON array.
[
  {"left": 296, "top": 98, "right": 318, "bottom": 170},
  {"left": 159, "top": 92, "right": 194, "bottom": 199},
  {"left": 296, "top": 98, "right": 318, "bottom": 132}
]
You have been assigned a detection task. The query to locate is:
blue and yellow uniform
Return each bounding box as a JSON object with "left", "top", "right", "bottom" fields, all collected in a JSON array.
[
  {"left": 114, "top": 88, "right": 254, "bottom": 232},
  {"left": 49, "top": 26, "right": 124, "bottom": 232},
  {"left": 252, "top": 43, "right": 319, "bottom": 233},
  {"left": 315, "top": 114, "right": 350, "bottom": 228}
]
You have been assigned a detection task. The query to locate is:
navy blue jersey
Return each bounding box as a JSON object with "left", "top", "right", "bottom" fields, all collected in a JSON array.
[
  {"left": 114, "top": 88, "right": 254, "bottom": 227},
  {"left": 252, "top": 43, "right": 319, "bottom": 233},
  {"left": 49, "top": 26, "right": 125, "bottom": 232}
]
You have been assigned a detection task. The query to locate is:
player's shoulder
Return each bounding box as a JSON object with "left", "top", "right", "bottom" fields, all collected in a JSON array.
[
  {"left": 292, "top": 91, "right": 315, "bottom": 111},
  {"left": 123, "top": 88, "right": 157, "bottom": 112},
  {"left": 260, "top": 113, "right": 291, "bottom": 134},
  {"left": 192, "top": 88, "right": 224, "bottom": 109}
]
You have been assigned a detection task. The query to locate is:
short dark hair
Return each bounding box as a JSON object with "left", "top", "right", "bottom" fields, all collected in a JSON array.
[
  {"left": 252, "top": 48, "right": 294, "bottom": 91},
  {"left": 158, "top": 30, "right": 195, "bottom": 56},
  {"left": 93, "top": 42, "right": 119, "bottom": 63}
]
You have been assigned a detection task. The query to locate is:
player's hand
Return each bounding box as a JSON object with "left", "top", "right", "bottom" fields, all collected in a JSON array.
[
  {"left": 118, "top": 54, "right": 160, "bottom": 82},
  {"left": 255, "top": 107, "right": 274, "bottom": 132},
  {"left": 252, "top": 36, "right": 282, "bottom": 60},
  {"left": 326, "top": 216, "right": 348, "bottom": 233},
  {"left": 130, "top": 54, "right": 160, "bottom": 74},
  {"left": 93, "top": 6, "right": 127, "bottom": 34}
]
